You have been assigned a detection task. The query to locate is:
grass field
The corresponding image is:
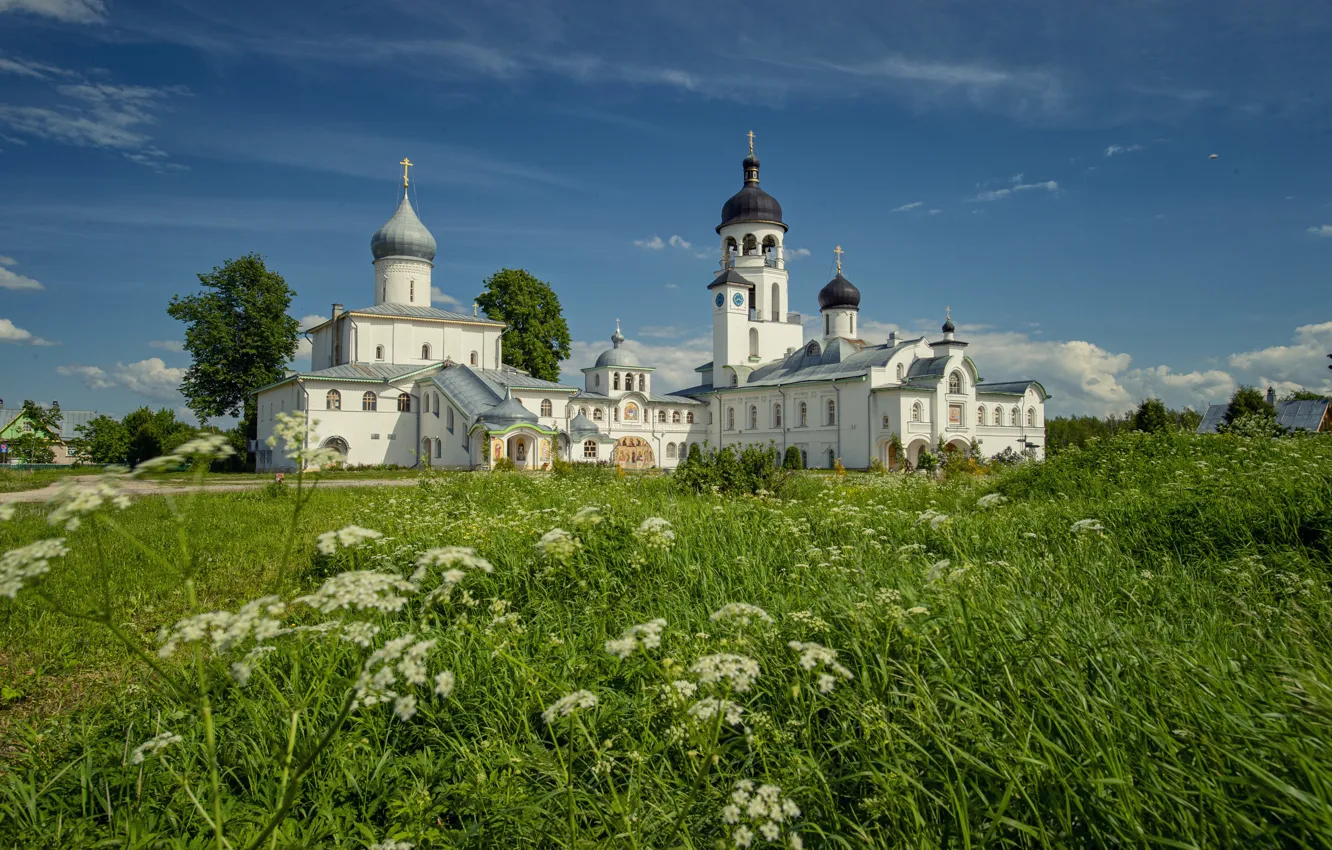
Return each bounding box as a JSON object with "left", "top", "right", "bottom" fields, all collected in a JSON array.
[
  {"left": 0, "top": 465, "right": 439, "bottom": 494},
  {"left": 1, "top": 432, "right": 1330, "bottom": 848}
]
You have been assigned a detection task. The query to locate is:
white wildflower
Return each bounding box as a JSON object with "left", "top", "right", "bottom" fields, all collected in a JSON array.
[
  {"left": 907, "top": 606, "right": 929, "bottom": 616},
  {"left": 976, "top": 493, "right": 1008, "bottom": 509},
  {"left": 710, "top": 603, "right": 773, "bottom": 627},
  {"left": 687, "top": 697, "right": 744, "bottom": 727},
  {"left": 788, "top": 641, "right": 853, "bottom": 692},
  {"left": 635, "top": 517, "right": 676, "bottom": 550},
  {"left": 691, "top": 653, "right": 760, "bottom": 692},
  {"left": 295, "top": 570, "right": 416, "bottom": 614},
  {"left": 341, "top": 621, "right": 381, "bottom": 648},
  {"left": 733, "top": 825, "right": 754, "bottom": 847},
  {"left": 604, "top": 618, "right": 667, "bottom": 659},
  {"left": 45, "top": 472, "right": 131, "bottom": 531},
  {"left": 229, "top": 645, "right": 277, "bottom": 686},
  {"left": 542, "top": 689, "right": 598, "bottom": 724},
  {"left": 173, "top": 433, "right": 236, "bottom": 462},
  {"left": 157, "top": 596, "right": 286, "bottom": 658},
  {"left": 0, "top": 538, "right": 69, "bottom": 598},
  {"left": 915, "top": 509, "right": 950, "bottom": 529},
  {"left": 315, "top": 525, "right": 384, "bottom": 556},
  {"left": 536, "top": 527, "right": 581, "bottom": 561},
  {"left": 0, "top": 503, "right": 14, "bottom": 522},
  {"left": 393, "top": 694, "right": 418, "bottom": 721},
  {"left": 670, "top": 679, "right": 698, "bottom": 699},
  {"left": 130, "top": 732, "right": 183, "bottom": 764},
  {"left": 369, "top": 841, "right": 414, "bottom": 850},
  {"left": 352, "top": 634, "right": 437, "bottom": 712},
  {"left": 1071, "top": 518, "right": 1105, "bottom": 534},
  {"left": 434, "top": 670, "right": 455, "bottom": 698},
  {"left": 726, "top": 780, "right": 802, "bottom": 848},
  {"left": 571, "top": 506, "right": 603, "bottom": 527}
]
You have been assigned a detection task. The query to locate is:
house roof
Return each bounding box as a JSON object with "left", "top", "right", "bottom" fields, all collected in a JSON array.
[
  {"left": 0, "top": 407, "right": 101, "bottom": 440},
  {"left": 975, "top": 380, "right": 1051, "bottom": 400},
  {"left": 307, "top": 303, "right": 505, "bottom": 331},
  {"left": 255, "top": 361, "right": 441, "bottom": 392},
  {"left": 1197, "top": 404, "right": 1229, "bottom": 434},
  {"left": 1197, "top": 398, "right": 1329, "bottom": 434}
]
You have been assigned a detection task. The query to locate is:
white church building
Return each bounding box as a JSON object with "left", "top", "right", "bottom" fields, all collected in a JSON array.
[{"left": 255, "top": 145, "right": 1047, "bottom": 471}]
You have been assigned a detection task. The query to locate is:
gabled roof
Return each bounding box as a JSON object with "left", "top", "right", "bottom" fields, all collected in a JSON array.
[
  {"left": 308, "top": 303, "right": 505, "bottom": 330},
  {"left": 470, "top": 366, "right": 576, "bottom": 395},
  {"left": 255, "top": 361, "right": 442, "bottom": 393},
  {"left": 1197, "top": 404, "right": 1228, "bottom": 434},
  {"left": 648, "top": 393, "right": 707, "bottom": 406},
  {"left": 975, "top": 380, "right": 1051, "bottom": 400},
  {"left": 724, "top": 338, "right": 912, "bottom": 391},
  {"left": 1276, "top": 398, "right": 1330, "bottom": 432},
  {"left": 707, "top": 268, "right": 754, "bottom": 290}
]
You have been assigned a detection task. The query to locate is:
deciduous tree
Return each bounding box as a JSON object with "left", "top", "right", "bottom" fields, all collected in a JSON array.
[
  {"left": 11, "top": 400, "right": 61, "bottom": 464},
  {"left": 475, "top": 268, "right": 571, "bottom": 382}
]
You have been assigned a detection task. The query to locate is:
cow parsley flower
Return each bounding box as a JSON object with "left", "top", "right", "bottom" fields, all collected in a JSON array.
[
  {"left": 1071, "top": 518, "right": 1105, "bottom": 534},
  {"left": 916, "top": 509, "right": 950, "bottom": 529},
  {"left": 45, "top": 473, "right": 131, "bottom": 531},
  {"left": 174, "top": 433, "right": 236, "bottom": 462},
  {"left": 351, "top": 634, "right": 438, "bottom": 711},
  {"left": 434, "top": 670, "right": 455, "bottom": 698},
  {"left": 788, "top": 641, "right": 853, "bottom": 692},
  {"left": 536, "top": 528, "right": 581, "bottom": 561},
  {"left": 976, "top": 493, "right": 1008, "bottom": 509},
  {"left": 605, "top": 618, "right": 667, "bottom": 659},
  {"left": 157, "top": 596, "right": 287, "bottom": 658},
  {"left": 687, "top": 697, "right": 744, "bottom": 727},
  {"left": 725, "top": 781, "right": 802, "bottom": 850},
  {"left": 315, "top": 525, "right": 384, "bottom": 556},
  {"left": 0, "top": 538, "right": 69, "bottom": 599},
  {"left": 542, "top": 689, "right": 598, "bottom": 723},
  {"left": 571, "top": 506, "right": 604, "bottom": 527},
  {"left": 229, "top": 645, "right": 277, "bottom": 686},
  {"left": 130, "top": 732, "right": 183, "bottom": 765},
  {"left": 0, "top": 503, "right": 14, "bottom": 522},
  {"left": 691, "top": 653, "right": 761, "bottom": 692},
  {"left": 341, "top": 621, "right": 381, "bottom": 648},
  {"left": 710, "top": 603, "right": 773, "bottom": 627},
  {"left": 369, "top": 841, "right": 414, "bottom": 850},
  {"left": 635, "top": 517, "right": 676, "bottom": 550},
  {"left": 295, "top": 570, "right": 416, "bottom": 614}
]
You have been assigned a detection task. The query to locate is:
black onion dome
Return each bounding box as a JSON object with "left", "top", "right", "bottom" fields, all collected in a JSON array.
[
  {"left": 818, "top": 273, "right": 861, "bottom": 310},
  {"left": 942, "top": 314, "right": 956, "bottom": 333},
  {"left": 717, "top": 153, "right": 786, "bottom": 233}
]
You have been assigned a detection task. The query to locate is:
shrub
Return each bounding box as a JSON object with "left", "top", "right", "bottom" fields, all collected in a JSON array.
[
  {"left": 675, "top": 442, "right": 790, "bottom": 495},
  {"left": 868, "top": 457, "right": 885, "bottom": 473},
  {"left": 914, "top": 450, "right": 938, "bottom": 472},
  {"left": 492, "top": 457, "right": 517, "bottom": 472},
  {"left": 783, "top": 445, "right": 803, "bottom": 470}
]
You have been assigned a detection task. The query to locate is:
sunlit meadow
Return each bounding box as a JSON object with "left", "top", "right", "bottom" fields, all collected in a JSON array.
[{"left": 1, "top": 419, "right": 1330, "bottom": 848}]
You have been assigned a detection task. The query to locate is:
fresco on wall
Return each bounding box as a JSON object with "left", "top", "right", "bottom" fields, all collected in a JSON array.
[{"left": 612, "top": 436, "right": 654, "bottom": 469}]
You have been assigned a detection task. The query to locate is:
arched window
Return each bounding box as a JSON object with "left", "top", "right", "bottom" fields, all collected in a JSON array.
[
  {"left": 672, "top": 410, "right": 681, "bottom": 424},
  {"left": 743, "top": 233, "right": 758, "bottom": 255},
  {"left": 433, "top": 394, "right": 439, "bottom": 415},
  {"left": 1027, "top": 408, "right": 1036, "bottom": 427},
  {"left": 583, "top": 439, "right": 597, "bottom": 458},
  {"left": 447, "top": 407, "right": 454, "bottom": 432},
  {"left": 397, "top": 392, "right": 411, "bottom": 412},
  {"left": 762, "top": 234, "right": 777, "bottom": 261},
  {"left": 686, "top": 411, "right": 695, "bottom": 424},
  {"left": 540, "top": 398, "right": 552, "bottom": 417},
  {"left": 827, "top": 399, "right": 836, "bottom": 426},
  {"left": 825, "top": 314, "right": 831, "bottom": 336},
  {"left": 730, "top": 372, "right": 738, "bottom": 387},
  {"left": 749, "top": 328, "right": 759, "bottom": 357},
  {"left": 469, "top": 351, "right": 478, "bottom": 366},
  {"left": 994, "top": 407, "right": 1003, "bottom": 426},
  {"left": 666, "top": 442, "right": 677, "bottom": 459},
  {"left": 949, "top": 371, "right": 962, "bottom": 394},
  {"left": 594, "top": 373, "right": 601, "bottom": 388},
  {"left": 580, "top": 406, "right": 588, "bottom": 417},
  {"left": 434, "top": 438, "right": 441, "bottom": 458},
  {"left": 806, "top": 340, "right": 821, "bottom": 357},
  {"left": 613, "top": 407, "right": 620, "bottom": 422},
  {"left": 375, "top": 345, "right": 385, "bottom": 361},
  {"left": 422, "top": 437, "right": 431, "bottom": 464},
  {"left": 826, "top": 448, "right": 836, "bottom": 468},
  {"left": 800, "top": 449, "right": 808, "bottom": 468},
  {"left": 727, "top": 407, "right": 735, "bottom": 430},
  {"left": 882, "top": 414, "right": 890, "bottom": 428},
  {"left": 410, "top": 280, "right": 415, "bottom": 302},
  {"left": 977, "top": 405, "right": 986, "bottom": 425},
  {"left": 896, "top": 363, "right": 905, "bottom": 381},
  {"left": 326, "top": 389, "right": 341, "bottom": 410},
  {"left": 614, "top": 373, "right": 621, "bottom": 390},
  {"left": 658, "top": 409, "right": 667, "bottom": 423},
  {"left": 774, "top": 403, "right": 782, "bottom": 427},
  {"left": 1012, "top": 406, "right": 1020, "bottom": 425},
  {"left": 593, "top": 408, "right": 603, "bottom": 421},
  {"left": 912, "top": 402, "right": 923, "bottom": 422},
  {"left": 749, "top": 405, "right": 757, "bottom": 429},
  {"left": 421, "top": 343, "right": 431, "bottom": 360},
  {"left": 638, "top": 374, "right": 646, "bottom": 392},
  {"left": 771, "top": 281, "right": 780, "bottom": 320},
  {"left": 799, "top": 402, "right": 808, "bottom": 427},
  {"left": 362, "top": 392, "right": 377, "bottom": 411}
]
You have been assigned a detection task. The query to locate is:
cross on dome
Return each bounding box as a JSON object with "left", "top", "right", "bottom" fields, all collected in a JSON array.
[
  {"left": 834, "top": 244, "right": 844, "bottom": 274},
  {"left": 747, "top": 130, "right": 755, "bottom": 155}
]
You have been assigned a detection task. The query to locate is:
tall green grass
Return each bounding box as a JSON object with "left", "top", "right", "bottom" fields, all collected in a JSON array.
[{"left": 1, "top": 431, "right": 1330, "bottom": 848}]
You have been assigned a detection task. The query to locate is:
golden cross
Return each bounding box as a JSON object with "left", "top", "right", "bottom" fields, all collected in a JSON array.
[
  {"left": 472, "top": 301, "right": 478, "bottom": 317},
  {"left": 400, "top": 157, "right": 413, "bottom": 188},
  {"left": 946, "top": 305, "right": 951, "bottom": 320},
  {"left": 747, "top": 130, "right": 754, "bottom": 154},
  {"left": 834, "top": 244, "right": 844, "bottom": 274}
]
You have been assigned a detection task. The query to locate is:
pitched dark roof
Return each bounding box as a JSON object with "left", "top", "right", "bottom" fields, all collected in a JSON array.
[{"left": 707, "top": 268, "right": 754, "bottom": 290}]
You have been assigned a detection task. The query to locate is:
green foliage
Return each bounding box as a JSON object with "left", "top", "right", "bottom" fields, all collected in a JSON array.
[
  {"left": 9, "top": 400, "right": 61, "bottom": 464},
  {"left": 782, "top": 445, "right": 803, "bottom": 470},
  {"left": 492, "top": 456, "right": 517, "bottom": 472},
  {"left": 122, "top": 407, "right": 196, "bottom": 468},
  {"left": 1281, "top": 390, "right": 1326, "bottom": 401},
  {"left": 1048, "top": 404, "right": 1204, "bottom": 453},
  {"left": 167, "top": 254, "right": 300, "bottom": 423},
  {"left": 70, "top": 414, "right": 130, "bottom": 465},
  {"left": 868, "top": 457, "right": 884, "bottom": 473},
  {"left": 475, "top": 268, "right": 571, "bottom": 382},
  {"left": 674, "top": 442, "right": 789, "bottom": 495},
  {"left": 1132, "top": 397, "right": 1172, "bottom": 434},
  {"left": 914, "top": 449, "right": 938, "bottom": 472},
  {"left": 1225, "top": 412, "right": 1284, "bottom": 438},
  {"left": 1224, "top": 384, "right": 1275, "bottom": 426}
]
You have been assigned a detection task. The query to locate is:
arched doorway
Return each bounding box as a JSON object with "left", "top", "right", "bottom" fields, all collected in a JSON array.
[
  {"left": 421, "top": 438, "right": 432, "bottom": 467},
  {"left": 507, "top": 434, "right": 532, "bottom": 468},
  {"left": 905, "top": 439, "right": 932, "bottom": 467},
  {"left": 878, "top": 440, "right": 899, "bottom": 471},
  {"left": 320, "top": 436, "right": 349, "bottom": 466},
  {"left": 613, "top": 436, "right": 654, "bottom": 469}
]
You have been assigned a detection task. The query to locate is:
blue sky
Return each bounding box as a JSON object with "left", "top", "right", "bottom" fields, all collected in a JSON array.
[{"left": 2, "top": 0, "right": 1331, "bottom": 420}]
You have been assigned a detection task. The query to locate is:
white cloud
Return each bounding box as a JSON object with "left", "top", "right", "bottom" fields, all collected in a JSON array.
[
  {"left": 292, "top": 313, "right": 327, "bottom": 365},
  {"left": 664, "top": 283, "right": 679, "bottom": 289},
  {"left": 0, "top": 0, "right": 105, "bottom": 24},
  {"left": 668, "top": 234, "right": 691, "bottom": 250},
  {"left": 1104, "top": 144, "right": 1144, "bottom": 156},
  {"left": 786, "top": 247, "right": 812, "bottom": 260},
  {"left": 0, "top": 317, "right": 57, "bottom": 345},
  {"left": 1307, "top": 225, "right": 1332, "bottom": 238},
  {"left": 562, "top": 333, "right": 710, "bottom": 393},
  {"left": 928, "top": 209, "right": 942, "bottom": 215},
  {"left": 633, "top": 235, "right": 665, "bottom": 250},
  {"left": 1229, "top": 321, "right": 1332, "bottom": 395},
  {"left": 147, "top": 339, "right": 184, "bottom": 352},
  {"left": 430, "top": 286, "right": 464, "bottom": 308},
  {"left": 0, "top": 256, "right": 43, "bottom": 290},
  {"left": 113, "top": 357, "right": 185, "bottom": 401},
  {"left": 634, "top": 233, "right": 697, "bottom": 253},
  {"left": 968, "top": 180, "right": 1059, "bottom": 203},
  {"left": 60, "top": 358, "right": 186, "bottom": 400},
  {"left": 891, "top": 201, "right": 924, "bottom": 213},
  {"left": 56, "top": 363, "right": 113, "bottom": 389}
]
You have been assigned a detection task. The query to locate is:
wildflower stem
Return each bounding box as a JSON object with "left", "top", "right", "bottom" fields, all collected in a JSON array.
[
  {"left": 662, "top": 685, "right": 731, "bottom": 848},
  {"left": 566, "top": 728, "right": 577, "bottom": 848},
  {"left": 269, "top": 710, "right": 301, "bottom": 850}
]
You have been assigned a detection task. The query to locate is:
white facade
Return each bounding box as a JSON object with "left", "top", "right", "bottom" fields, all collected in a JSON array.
[{"left": 254, "top": 145, "right": 1046, "bottom": 472}]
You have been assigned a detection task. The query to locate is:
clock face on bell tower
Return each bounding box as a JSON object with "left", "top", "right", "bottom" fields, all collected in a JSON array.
[
  {"left": 732, "top": 291, "right": 745, "bottom": 307},
  {"left": 714, "top": 292, "right": 724, "bottom": 307}
]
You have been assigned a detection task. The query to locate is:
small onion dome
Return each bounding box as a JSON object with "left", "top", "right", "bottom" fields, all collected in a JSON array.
[
  {"left": 594, "top": 322, "right": 639, "bottom": 367},
  {"left": 817, "top": 273, "right": 861, "bottom": 310},
  {"left": 371, "top": 190, "right": 437, "bottom": 261},
  {"left": 485, "top": 391, "right": 537, "bottom": 425},
  {"left": 942, "top": 314, "right": 955, "bottom": 334},
  {"left": 717, "top": 153, "right": 786, "bottom": 233}
]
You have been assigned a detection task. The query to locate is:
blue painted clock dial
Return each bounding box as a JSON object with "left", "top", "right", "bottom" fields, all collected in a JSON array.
[
  {"left": 732, "top": 291, "right": 745, "bottom": 307},
  {"left": 715, "top": 292, "right": 724, "bottom": 307}
]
